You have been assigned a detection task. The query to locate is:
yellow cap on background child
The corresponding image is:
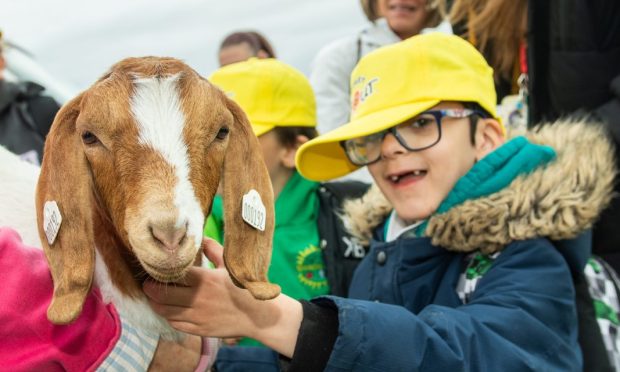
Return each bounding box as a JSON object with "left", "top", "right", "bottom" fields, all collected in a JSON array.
[
  {"left": 209, "top": 58, "right": 316, "bottom": 136},
  {"left": 296, "top": 33, "right": 503, "bottom": 182}
]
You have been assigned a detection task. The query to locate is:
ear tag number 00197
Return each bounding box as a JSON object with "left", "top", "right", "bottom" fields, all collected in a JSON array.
[
  {"left": 242, "top": 190, "right": 266, "bottom": 231},
  {"left": 43, "top": 201, "right": 63, "bottom": 245}
]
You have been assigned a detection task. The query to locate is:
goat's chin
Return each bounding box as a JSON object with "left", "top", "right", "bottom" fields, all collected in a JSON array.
[
  {"left": 141, "top": 263, "right": 190, "bottom": 283},
  {"left": 138, "top": 256, "right": 195, "bottom": 284},
  {"left": 128, "top": 233, "right": 200, "bottom": 284}
]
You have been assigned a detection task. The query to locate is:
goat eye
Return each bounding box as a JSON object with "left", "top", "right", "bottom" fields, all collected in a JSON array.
[
  {"left": 81, "top": 131, "right": 99, "bottom": 145},
  {"left": 216, "top": 126, "right": 229, "bottom": 140}
]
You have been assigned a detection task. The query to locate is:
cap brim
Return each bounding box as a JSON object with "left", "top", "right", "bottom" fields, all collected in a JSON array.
[
  {"left": 251, "top": 123, "right": 275, "bottom": 137},
  {"left": 296, "top": 99, "right": 440, "bottom": 181}
]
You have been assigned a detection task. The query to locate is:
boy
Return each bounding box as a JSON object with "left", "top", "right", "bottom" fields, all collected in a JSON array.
[
  {"left": 206, "top": 58, "right": 369, "bottom": 338},
  {"left": 145, "top": 33, "right": 616, "bottom": 370}
]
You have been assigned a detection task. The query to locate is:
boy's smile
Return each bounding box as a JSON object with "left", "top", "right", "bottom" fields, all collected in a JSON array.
[{"left": 368, "top": 102, "right": 481, "bottom": 224}]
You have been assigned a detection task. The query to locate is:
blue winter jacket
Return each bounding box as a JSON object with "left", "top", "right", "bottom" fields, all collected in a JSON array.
[
  {"left": 214, "top": 121, "right": 615, "bottom": 371},
  {"left": 321, "top": 235, "right": 580, "bottom": 371}
]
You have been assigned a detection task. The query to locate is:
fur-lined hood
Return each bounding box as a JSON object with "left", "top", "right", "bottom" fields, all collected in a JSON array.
[{"left": 343, "top": 120, "right": 617, "bottom": 254}]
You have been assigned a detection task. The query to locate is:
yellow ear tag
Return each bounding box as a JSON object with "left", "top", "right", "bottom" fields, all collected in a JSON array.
[
  {"left": 43, "top": 201, "right": 63, "bottom": 245},
  {"left": 242, "top": 190, "right": 266, "bottom": 231}
]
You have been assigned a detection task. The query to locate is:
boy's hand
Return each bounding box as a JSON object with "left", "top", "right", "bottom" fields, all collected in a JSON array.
[
  {"left": 144, "top": 237, "right": 303, "bottom": 357},
  {"left": 143, "top": 238, "right": 261, "bottom": 338}
]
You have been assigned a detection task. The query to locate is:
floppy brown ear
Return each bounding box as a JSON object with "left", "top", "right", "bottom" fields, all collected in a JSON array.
[
  {"left": 35, "top": 93, "right": 96, "bottom": 324},
  {"left": 221, "top": 99, "right": 281, "bottom": 300}
]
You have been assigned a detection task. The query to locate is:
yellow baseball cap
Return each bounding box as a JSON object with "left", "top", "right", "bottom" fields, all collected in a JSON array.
[
  {"left": 209, "top": 58, "right": 316, "bottom": 137},
  {"left": 296, "top": 33, "right": 502, "bottom": 181}
]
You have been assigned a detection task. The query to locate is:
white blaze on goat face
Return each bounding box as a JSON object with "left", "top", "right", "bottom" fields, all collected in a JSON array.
[{"left": 130, "top": 74, "right": 205, "bottom": 251}]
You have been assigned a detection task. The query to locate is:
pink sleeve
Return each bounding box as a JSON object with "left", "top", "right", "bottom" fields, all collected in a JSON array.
[{"left": 0, "top": 227, "right": 121, "bottom": 372}]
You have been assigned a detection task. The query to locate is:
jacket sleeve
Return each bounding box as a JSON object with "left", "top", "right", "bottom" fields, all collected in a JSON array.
[
  {"left": 304, "top": 239, "right": 581, "bottom": 371},
  {"left": 309, "top": 37, "right": 359, "bottom": 135}
]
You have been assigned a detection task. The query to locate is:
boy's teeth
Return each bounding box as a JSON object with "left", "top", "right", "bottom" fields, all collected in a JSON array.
[
  {"left": 391, "top": 176, "right": 399, "bottom": 182},
  {"left": 413, "top": 170, "right": 422, "bottom": 175}
]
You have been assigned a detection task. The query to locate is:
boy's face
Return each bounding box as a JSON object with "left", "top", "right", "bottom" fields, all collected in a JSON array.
[
  {"left": 258, "top": 130, "right": 285, "bottom": 180},
  {"left": 257, "top": 129, "right": 306, "bottom": 198},
  {"left": 367, "top": 102, "right": 490, "bottom": 223}
]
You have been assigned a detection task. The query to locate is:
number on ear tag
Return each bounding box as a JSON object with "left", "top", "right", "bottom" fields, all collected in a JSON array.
[
  {"left": 242, "top": 190, "right": 266, "bottom": 231},
  {"left": 43, "top": 201, "right": 63, "bottom": 245}
]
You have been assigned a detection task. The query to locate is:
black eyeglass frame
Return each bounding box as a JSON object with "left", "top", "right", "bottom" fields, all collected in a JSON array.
[{"left": 340, "top": 109, "right": 486, "bottom": 166}]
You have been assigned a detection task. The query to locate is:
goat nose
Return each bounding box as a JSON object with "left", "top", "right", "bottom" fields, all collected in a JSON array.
[{"left": 150, "top": 223, "right": 187, "bottom": 252}]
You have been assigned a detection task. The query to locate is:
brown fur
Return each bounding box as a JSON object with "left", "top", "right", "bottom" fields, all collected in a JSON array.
[
  {"left": 343, "top": 120, "right": 617, "bottom": 253},
  {"left": 36, "top": 56, "right": 279, "bottom": 325}
]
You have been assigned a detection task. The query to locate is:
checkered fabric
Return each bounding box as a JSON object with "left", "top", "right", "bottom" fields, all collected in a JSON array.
[
  {"left": 97, "top": 314, "right": 159, "bottom": 371},
  {"left": 459, "top": 252, "right": 620, "bottom": 371},
  {"left": 584, "top": 257, "right": 620, "bottom": 370},
  {"left": 456, "top": 251, "right": 500, "bottom": 304}
]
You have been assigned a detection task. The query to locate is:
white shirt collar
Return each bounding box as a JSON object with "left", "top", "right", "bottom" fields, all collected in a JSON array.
[{"left": 385, "top": 210, "right": 424, "bottom": 242}]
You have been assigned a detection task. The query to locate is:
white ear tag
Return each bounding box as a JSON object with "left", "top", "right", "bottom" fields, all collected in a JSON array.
[
  {"left": 242, "top": 190, "right": 266, "bottom": 231},
  {"left": 43, "top": 201, "right": 63, "bottom": 245}
]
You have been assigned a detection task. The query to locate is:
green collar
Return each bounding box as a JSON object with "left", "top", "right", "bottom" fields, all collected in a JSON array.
[{"left": 275, "top": 170, "right": 319, "bottom": 227}]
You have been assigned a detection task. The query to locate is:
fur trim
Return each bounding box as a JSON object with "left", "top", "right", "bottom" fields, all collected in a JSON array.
[
  {"left": 342, "top": 184, "right": 391, "bottom": 245},
  {"left": 343, "top": 120, "right": 617, "bottom": 251}
]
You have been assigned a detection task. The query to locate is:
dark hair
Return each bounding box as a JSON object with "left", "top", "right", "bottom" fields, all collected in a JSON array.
[
  {"left": 219, "top": 31, "right": 276, "bottom": 58},
  {"left": 273, "top": 126, "right": 318, "bottom": 149},
  {"left": 463, "top": 101, "right": 492, "bottom": 145}
]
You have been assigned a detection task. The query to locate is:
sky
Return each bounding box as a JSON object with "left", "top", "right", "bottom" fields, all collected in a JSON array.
[{"left": 1, "top": 0, "right": 368, "bottom": 95}]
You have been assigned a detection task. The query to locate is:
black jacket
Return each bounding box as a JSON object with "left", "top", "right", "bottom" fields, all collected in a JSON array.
[
  {"left": 0, "top": 80, "right": 59, "bottom": 164},
  {"left": 317, "top": 180, "right": 370, "bottom": 297},
  {"left": 528, "top": 0, "right": 620, "bottom": 266},
  {"left": 528, "top": 3, "right": 620, "bottom": 370}
]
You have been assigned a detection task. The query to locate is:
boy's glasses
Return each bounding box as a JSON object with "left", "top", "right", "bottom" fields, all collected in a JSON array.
[{"left": 340, "top": 109, "right": 482, "bottom": 166}]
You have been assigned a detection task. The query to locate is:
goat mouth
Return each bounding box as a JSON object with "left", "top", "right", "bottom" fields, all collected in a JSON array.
[{"left": 140, "top": 261, "right": 192, "bottom": 283}]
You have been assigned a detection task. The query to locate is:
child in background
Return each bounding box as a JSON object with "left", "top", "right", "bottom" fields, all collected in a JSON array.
[{"left": 206, "top": 58, "right": 369, "bottom": 350}]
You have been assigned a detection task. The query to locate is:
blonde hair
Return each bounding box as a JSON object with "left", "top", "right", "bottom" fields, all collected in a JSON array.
[{"left": 441, "top": 0, "right": 527, "bottom": 81}]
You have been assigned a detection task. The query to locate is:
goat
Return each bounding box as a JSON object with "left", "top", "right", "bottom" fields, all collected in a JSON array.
[{"left": 34, "top": 56, "right": 280, "bottom": 344}]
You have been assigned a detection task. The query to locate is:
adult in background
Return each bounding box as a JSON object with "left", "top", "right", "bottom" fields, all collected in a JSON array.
[
  {"left": 218, "top": 30, "right": 276, "bottom": 67},
  {"left": 0, "top": 30, "right": 60, "bottom": 165},
  {"left": 527, "top": 0, "right": 620, "bottom": 273},
  {"left": 310, "top": 0, "right": 446, "bottom": 181},
  {"left": 310, "top": 0, "right": 445, "bottom": 136}
]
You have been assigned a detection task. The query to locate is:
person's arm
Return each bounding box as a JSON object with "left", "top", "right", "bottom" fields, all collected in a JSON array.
[
  {"left": 309, "top": 38, "right": 358, "bottom": 134},
  {"left": 146, "top": 238, "right": 581, "bottom": 370},
  {"left": 303, "top": 239, "right": 581, "bottom": 371}
]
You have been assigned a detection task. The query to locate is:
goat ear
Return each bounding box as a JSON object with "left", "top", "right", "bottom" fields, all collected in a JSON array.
[
  {"left": 221, "top": 99, "right": 281, "bottom": 300},
  {"left": 36, "top": 93, "right": 95, "bottom": 324}
]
